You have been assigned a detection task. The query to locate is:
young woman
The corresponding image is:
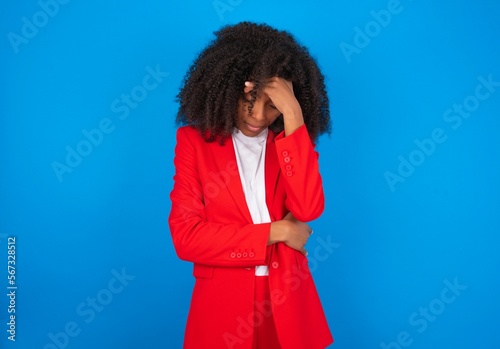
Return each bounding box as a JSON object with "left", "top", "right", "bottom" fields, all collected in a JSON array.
[{"left": 169, "top": 22, "right": 333, "bottom": 349}]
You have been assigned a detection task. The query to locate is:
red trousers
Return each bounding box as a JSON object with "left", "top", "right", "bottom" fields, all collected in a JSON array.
[{"left": 252, "top": 276, "right": 281, "bottom": 349}]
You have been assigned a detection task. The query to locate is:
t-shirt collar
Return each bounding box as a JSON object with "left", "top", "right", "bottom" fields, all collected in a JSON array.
[{"left": 232, "top": 127, "right": 268, "bottom": 145}]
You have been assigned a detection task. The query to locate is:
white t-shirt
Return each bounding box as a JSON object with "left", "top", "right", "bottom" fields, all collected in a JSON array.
[{"left": 232, "top": 128, "right": 271, "bottom": 276}]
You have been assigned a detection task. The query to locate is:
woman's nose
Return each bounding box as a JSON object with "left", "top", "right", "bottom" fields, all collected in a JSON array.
[{"left": 251, "top": 103, "right": 266, "bottom": 121}]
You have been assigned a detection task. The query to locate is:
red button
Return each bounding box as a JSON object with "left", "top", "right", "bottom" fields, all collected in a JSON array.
[
  {"left": 282, "top": 151, "right": 289, "bottom": 157},
  {"left": 230, "top": 252, "right": 236, "bottom": 258},
  {"left": 249, "top": 252, "right": 255, "bottom": 258},
  {"left": 285, "top": 164, "right": 292, "bottom": 171},
  {"left": 242, "top": 252, "right": 248, "bottom": 257},
  {"left": 271, "top": 261, "right": 279, "bottom": 269},
  {"left": 283, "top": 157, "right": 291, "bottom": 163},
  {"left": 286, "top": 171, "right": 293, "bottom": 177}
]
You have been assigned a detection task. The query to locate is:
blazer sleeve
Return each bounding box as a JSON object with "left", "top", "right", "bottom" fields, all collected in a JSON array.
[
  {"left": 168, "top": 127, "right": 270, "bottom": 267},
  {"left": 274, "top": 124, "right": 325, "bottom": 221}
]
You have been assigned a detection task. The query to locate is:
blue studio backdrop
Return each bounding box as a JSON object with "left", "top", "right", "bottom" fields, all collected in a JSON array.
[{"left": 1, "top": 0, "right": 499, "bottom": 348}]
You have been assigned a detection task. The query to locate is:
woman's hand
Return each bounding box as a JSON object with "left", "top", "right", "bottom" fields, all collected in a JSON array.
[
  {"left": 244, "top": 77, "right": 305, "bottom": 136},
  {"left": 269, "top": 212, "right": 312, "bottom": 255}
]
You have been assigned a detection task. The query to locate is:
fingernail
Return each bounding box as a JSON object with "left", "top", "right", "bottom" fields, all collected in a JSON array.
[{"left": 244, "top": 81, "right": 251, "bottom": 86}]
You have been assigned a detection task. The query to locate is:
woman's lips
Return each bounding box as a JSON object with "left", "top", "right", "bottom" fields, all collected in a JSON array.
[{"left": 245, "top": 122, "right": 264, "bottom": 132}]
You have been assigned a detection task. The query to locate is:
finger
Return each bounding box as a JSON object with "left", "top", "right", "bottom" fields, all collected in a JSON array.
[
  {"left": 262, "top": 78, "right": 294, "bottom": 98},
  {"left": 244, "top": 81, "right": 254, "bottom": 93},
  {"left": 268, "top": 77, "right": 291, "bottom": 88},
  {"left": 266, "top": 76, "right": 280, "bottom": 84}
]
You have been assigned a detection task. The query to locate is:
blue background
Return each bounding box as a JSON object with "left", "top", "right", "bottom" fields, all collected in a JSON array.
[{"left": 1, "top": 0, "right": 499, "bottom": 348}]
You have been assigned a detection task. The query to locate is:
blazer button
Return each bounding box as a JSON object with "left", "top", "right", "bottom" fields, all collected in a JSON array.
[
  {"left": 285, "top": 164, "right": 292, "bottom": 171},
  {"left": 271, "top": 261, "right": 279, "bottom": 269},
  {"left": 242, "top": 252, "right": 248, "bottom": 258},
  {"left": 230, "top": 252, "right": 236, "bottom": 258},
  {"left": 249, "top": 252, "right": 255, "bottom": 258},
  {"left": 286, "top": 171, "right": 293, "bottom": 177},
  {"left": 282, "top": 150, "right": 289, "bottom": 157},
  {"left": 283, "top": 156, "right": 291, "bottom": 163},
  {"left": 236, "top": 253, "right": 242, "bottom": 258}
]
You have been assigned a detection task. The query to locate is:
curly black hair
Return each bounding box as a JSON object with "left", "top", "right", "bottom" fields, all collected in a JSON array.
[{"left": 176, "top": 21, "right": 331, "bottom": 144}]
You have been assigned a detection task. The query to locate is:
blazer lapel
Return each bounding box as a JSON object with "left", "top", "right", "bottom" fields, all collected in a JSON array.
[
  {"left": 209, "top": 136, "right": 253, "bottom": 223},
  {"left": 208, "top": 130, "right": 281, "bottom": 223},
  {"left": 265, "top": 130, "right": 280, "bottom": 221}
]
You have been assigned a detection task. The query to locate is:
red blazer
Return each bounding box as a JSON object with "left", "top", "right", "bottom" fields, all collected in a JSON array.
[{"left": 169, "top": 124, "right": 333, "bottom": 349}]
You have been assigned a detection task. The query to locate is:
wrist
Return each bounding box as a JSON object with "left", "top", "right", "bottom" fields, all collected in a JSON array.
[
  {"left": 281, "top": 102, "right": 303, "bottom": 120},
  {"left": 282, "top": 104, "right": 304, "bottom": 136},
  {"left": 269, "top": 221, "right": 289, "bottom": 245}
]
